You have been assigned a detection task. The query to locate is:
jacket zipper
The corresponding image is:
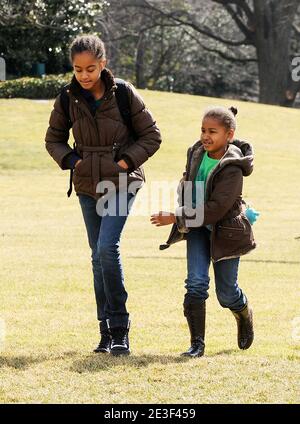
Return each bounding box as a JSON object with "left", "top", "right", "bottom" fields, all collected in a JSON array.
[
  {"left": 186, "top": 146, "right": 217, "bottom": 259},
  {"left": 204, "top": 159, "right": 231, "bottom": 261},
  {"left": 185, "top": 146, "right": 196, "bottom": 180},
  {"left": 75, "top": 94, "right": 110, "bottom": 182}
]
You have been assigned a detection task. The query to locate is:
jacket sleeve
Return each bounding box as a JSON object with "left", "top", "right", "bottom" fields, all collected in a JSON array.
[
  {"left": 45, "top": 95, "right": 74, "bottom": 170},
  {"left": 120, "top": 83, "right": 162, "bottom": 169},
  {"left": 175, "top": 166, "right": 243, "bottom": 232}
]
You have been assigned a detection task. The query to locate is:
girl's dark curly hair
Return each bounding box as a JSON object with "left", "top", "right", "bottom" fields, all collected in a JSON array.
[
  {"left": 70, "top": 35, "right": 106, "bottom": 62},
  {"left": 203, "top": 106, "right": 238, "bottom": 130}
]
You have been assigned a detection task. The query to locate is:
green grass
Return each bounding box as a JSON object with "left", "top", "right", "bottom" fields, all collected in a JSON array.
[{"left": 0, "top": 92, "right": 300, "bottom": 403}]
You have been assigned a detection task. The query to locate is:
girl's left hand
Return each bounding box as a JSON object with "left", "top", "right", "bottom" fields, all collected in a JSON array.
[
  {"left": 117, "top": 159, "right": 129, "bottom": 170},
  {"left": 150, "top": 212, "right": 176, "bottom": 226}
]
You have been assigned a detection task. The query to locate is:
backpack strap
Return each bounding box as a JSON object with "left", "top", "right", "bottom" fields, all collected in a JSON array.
[
  {"left": 60, "top": 85, "right": 72, "bottom": 128},
  {"left": 115, "top": 79, "right": 138, "bottom": 140},
  {"left": 60, "top": 85, "right": 74, "bottom": 198}
]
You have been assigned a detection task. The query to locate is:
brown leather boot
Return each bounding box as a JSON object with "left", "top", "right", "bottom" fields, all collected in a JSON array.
[
  {"left": 181, "top": 299, "right": 205, "bottom": 357},
  {"left": 231, "top": 303, "right": 254, "bottom": 350}
]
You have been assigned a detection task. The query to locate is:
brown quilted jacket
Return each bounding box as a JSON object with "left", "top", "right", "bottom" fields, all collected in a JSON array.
[
  {"left": 160, "top": 140, "right": 256, "bottom": 262},
  {"left": 45, "top": 69, "right": 162, "bottom": 199}
]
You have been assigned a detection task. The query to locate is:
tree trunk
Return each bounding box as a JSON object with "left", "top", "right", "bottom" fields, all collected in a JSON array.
[
  {"left": 253, "top": 0, "right": 299, "bottom": 106},
  {"left": 135, "top": 32, "right": 147, "bottom": 89}
]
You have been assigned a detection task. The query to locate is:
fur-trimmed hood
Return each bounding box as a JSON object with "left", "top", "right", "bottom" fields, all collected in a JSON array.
[{"left": 222, "top": 140, "right": 254, "bottom": 177}]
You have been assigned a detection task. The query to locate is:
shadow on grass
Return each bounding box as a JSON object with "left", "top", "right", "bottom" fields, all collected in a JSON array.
[
  {"left": 0, "top": 351, "right": 77, "bottom": 370},
  {"left": 209, "top": 349, "right": 237, "bottom": 357},
  {"left": 130, "top": 256, "right": 300, "bottom": 265},
  {"left": 70, "top": 353, "right": 194, "bottom": 374},
  {"left": 71, "top": 347, "right": 242, "bottom": 373}
]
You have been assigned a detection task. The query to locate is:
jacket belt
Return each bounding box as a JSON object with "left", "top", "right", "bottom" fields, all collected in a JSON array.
[{"left": 76, "top": 144, "right": 116, "bottom": 153}]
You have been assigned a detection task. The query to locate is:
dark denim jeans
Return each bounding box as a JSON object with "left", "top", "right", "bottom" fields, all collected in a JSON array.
[
  {"left": 185, "top": 227, "right": 247, "bottom": 311},
  {"left": 78, "top": 192, "right": 135, "bottom": 328}
]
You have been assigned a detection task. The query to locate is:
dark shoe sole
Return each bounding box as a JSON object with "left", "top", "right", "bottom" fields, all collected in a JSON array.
[
  {"left": 93, "top": 348, "right": 110, "bottom": 353},
  {"left": 110, "top": 349, "right": 130, "bottom": 356},
  {"left": 181, "top": 351, "right": 204, "bottom": 358}
]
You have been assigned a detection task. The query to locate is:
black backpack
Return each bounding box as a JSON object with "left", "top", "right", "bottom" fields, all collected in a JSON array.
[{"left": 60, "top": 79, "right": 137, "bottom": 197}]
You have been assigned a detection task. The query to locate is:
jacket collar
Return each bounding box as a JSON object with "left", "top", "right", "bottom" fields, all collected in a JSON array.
[{"left": 69, "top": 68, "right": 117, "bottom": 99}]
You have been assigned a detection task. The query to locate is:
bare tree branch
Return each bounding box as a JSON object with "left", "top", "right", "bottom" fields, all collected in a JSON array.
[
  {"left": 212, "top": 0, "right": 254, "bottom": 23},
  {"left": 221, "top": 3, "right": 255, "bottom": 40},
  {"left": 184, "top": 28, "right": 257, "bottom": 64},
  {"left": 124, "top": 0, "right": 252, "bottom": 46},
  {"left": 293, "top": 23, "right": 300, "bottom": 35}
]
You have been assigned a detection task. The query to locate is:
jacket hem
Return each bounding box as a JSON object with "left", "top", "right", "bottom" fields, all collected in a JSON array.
[
  {"left": 212, "top": 244, "right": 256, "bottom": 263},
  {"left": 75, "top": 190, "right": 96, "bottom": 199},
  {"left": 175, "top": 206, "right": 190, "bottom": 233}
]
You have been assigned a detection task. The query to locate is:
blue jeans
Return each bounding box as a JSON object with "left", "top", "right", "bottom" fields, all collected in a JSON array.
[
  {"left": 78, "top": 192, "right": 135, "bottom": 328},
  {"left": 185, "top": 227, "right": 247, "bottom": 311}
]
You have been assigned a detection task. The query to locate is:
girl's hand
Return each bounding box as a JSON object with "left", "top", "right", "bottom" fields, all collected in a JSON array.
[
  {"left": 150, "top": 212, "right": 176, "bottom": 226},
  {"left": 117, "top": 159, "right": 129, "bottom": 170},
  {"left": 75, "top": 159, "right": 82, "bottom": 168}
]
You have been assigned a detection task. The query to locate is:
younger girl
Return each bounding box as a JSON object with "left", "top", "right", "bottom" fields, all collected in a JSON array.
[
  {"left": 151, "top": 106, "right": 255, "bottom": 357},
  {"left": 45, "top": 35, "right": 161, "bottom": 355}
]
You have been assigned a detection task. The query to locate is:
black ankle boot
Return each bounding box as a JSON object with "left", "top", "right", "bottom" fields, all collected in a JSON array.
[
  {"left": 181, "top": 299, "right": 205, "bottom": 358},
  {"left": 231, "top": 303, "right": 254, "bottom": 350},
  {"left": 109, "top": 320, "right": 130, "bottom": 356},
  {"left": 93, "top": 321, "right": 111, "bottom": 353}
]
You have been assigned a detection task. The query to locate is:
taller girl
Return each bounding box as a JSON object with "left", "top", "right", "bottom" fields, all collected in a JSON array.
[{"left": 45, "top": 35, "right": 161, "bottom": 355}]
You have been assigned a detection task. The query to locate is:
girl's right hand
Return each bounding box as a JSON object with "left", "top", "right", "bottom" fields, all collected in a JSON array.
[
  {"left": 150, "top": 212, "right": 176, "bottom": 226},
  {"left": 75, "top": 159, "right": 82, "bottom": 168}
]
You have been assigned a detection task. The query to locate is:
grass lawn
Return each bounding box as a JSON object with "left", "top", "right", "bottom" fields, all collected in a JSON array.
[{"left": 0, "top": 91, "right": 299, "bottom": 403}]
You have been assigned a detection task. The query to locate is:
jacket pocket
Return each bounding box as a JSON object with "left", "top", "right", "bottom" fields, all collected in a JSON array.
[
  {"left": 100, "top": 151, "right": 128, "bottom": 178},
  {"left": 73, "top": 151, "right": 92, "bottom": 177},
  {"left": 72, "top": 151, "right": 93, "bottom": 195},
  {"left": 113, "top": 161, "right": 128, "bottom": 175},
  {"left": 217, "top": 226, "right": 245, "bottom": 241}
]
